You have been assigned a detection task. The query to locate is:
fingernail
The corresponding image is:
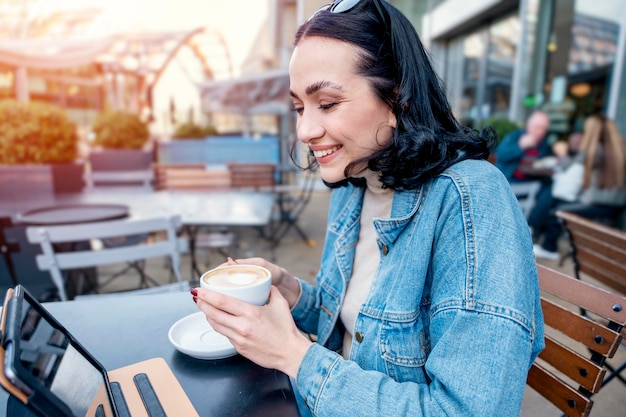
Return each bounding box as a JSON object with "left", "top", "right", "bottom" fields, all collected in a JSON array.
[
  {"left": 190, "top": 288, "right": 198, "bottom": 296},
  {"left": 193, "top": 296, "right": 198, "bottom": 304}
]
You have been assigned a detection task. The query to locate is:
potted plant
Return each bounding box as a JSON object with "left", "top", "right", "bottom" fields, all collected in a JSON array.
[
  {"left": 0, "top": 99, "right": 84, "bottom": 195},
  {"left": 172, "top": 122, "right": 217, "bottom": 139},
  {"left": 88, "top": 110, "right": 153, "bottom": 175},
  {"left": 478, "top": 117, "right": 520, "bottom": 163},
  {"left": 479, "top": 116, "right": 520, "bottom": 147}
]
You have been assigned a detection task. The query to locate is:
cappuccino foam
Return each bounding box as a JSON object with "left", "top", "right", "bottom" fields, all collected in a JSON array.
[{"left": 205, "top": 271, "right": 266, "bottom": 288}]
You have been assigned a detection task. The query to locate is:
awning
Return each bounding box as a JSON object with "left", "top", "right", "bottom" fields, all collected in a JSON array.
[
  {"left": 200, "top": 69, "right": 290, "bottom": 115},
  {"left": 0, "top": 37, "right": 115, "bottom": 70}
]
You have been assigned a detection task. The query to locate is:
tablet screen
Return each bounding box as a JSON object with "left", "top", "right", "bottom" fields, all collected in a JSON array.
[{"left": 8, "top": 287, "right": 116, "bottom": 417}]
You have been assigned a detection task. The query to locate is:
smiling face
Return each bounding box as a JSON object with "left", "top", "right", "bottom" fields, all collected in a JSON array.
[{"left": 289, "top": 36, "right": 396, "bottom": 184}]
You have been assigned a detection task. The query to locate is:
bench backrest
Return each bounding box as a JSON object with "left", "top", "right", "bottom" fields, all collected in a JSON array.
[
  {"left": 528, "top": 264, "right": 626, "bottom": 417},
  {"left": 228, "top": 163, "right": 276, "bottom": 190},
  {"left": 153, "top": 163, "right": 231, "bottom": 190},
  {"left": 557, "top": 210, "right": 626, "bottom": 295}
]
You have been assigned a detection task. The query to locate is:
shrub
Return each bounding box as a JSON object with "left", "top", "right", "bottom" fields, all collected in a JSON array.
[
  {"left": 172, "top": 122, "right": 217, "bottom": 139},
  {"left": 92, "top": 110, "right": 150, "bottom": 149},
  {"left": 0, "top": 99, "right": 79, "bottom": 164},
  {"left": 479, "top": 117, "right": 520, "bottom": 146}
]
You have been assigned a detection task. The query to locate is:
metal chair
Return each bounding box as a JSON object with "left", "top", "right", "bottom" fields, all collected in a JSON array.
[
  {"left": 528, "top": 264, "right": 626, "bottom": 417},
  {"left": 270, "top": 168, "right": 319, "bottom": 248},
  {"left": 26, "top": 215, "right": 188, "bottom": 301},
  {"left": 509, "top": 180, "right": 542, "bottom": 218},
  {"left": 153, "top": 163, "right": 235, "bottom": 277}
]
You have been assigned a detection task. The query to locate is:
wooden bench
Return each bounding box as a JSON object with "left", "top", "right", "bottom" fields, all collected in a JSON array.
[
  {"left": 228, "top": 163, "right": 276, "bottom": 190},
  {"left": 527, "top": 264, "right": 626, "bottom": 417},
  {"left": 557, "top": 210, "right": 626, "bottom": 296},
  {"left": 153, "top": 163, "right": 231, "bottom": 190}
]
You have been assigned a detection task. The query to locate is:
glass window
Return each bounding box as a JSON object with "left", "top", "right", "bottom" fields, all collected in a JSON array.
[
  {"left": 460, "top": 32, "right": 485, "bottom": 125},
  {"left": 566, "top": 0, "right": 624, "bottom": 124},
  {"left": 485, "top": 14, "right": 520, "bottom": 118},
  {"left": 444, "top": 13, "right": 519, "bottom": 127}
]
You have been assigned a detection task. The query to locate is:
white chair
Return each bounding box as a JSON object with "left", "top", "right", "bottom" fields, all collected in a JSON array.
[
  {"left": 509, "top": 180, "right": 542, "bottom": 218},
  {"left": 26, "top": 215, "right": 188, "bottom": 301}
]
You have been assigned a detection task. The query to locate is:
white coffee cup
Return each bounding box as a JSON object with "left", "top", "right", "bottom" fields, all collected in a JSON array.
[{"left": 200, "top": 264, "right": 272, "bottom": 306}]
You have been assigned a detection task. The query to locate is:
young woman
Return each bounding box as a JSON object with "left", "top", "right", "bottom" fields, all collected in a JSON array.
[
  {"left": 193, "top": 1, "right": 544, "bottom": 416},
  {"left": 533, "top": 114, "right": 626, "bottom": 259}
]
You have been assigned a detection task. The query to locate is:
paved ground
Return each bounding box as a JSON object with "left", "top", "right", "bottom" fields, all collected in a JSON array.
[{"left": 99, "top": 189, "right": 625, "bottom": 416}]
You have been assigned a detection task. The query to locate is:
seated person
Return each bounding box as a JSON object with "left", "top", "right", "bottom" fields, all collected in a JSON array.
[
  {"left": 534, "top": 115, "right": 626, "bottom": 260},
  {"left": 494, "top": 110, "right": 551, "bottom": 182},
  {"left": 494, "top": 111, "right": 554, "bottom": 231}
]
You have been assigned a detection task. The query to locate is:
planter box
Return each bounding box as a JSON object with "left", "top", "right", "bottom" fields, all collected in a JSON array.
[
  {"left": 51, "top": 162, "right": 86, "bottom": 195},
  {"left": 88, "top": 149, "right": 154, "bottom": 171},
  {"left": 86, "top": 149, "right": 154, "bottom": 188},
  {"left": 0, "top": 165, "right": 54, "bottom": 201},
  {"left": 0, "top": 162, "right": 85, "bottom": 198}
]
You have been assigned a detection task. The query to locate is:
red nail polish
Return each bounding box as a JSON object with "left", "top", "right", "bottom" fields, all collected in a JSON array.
[
  {"left": 193, "top": 296, "right": 198, "bottom": 304},
  {"left": 190, "top": 288, "right": 198, "bottom": 296}
]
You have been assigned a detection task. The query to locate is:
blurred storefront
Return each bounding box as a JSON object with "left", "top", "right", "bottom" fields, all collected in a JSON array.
[{"left": 409, "top": 0, "right": 626, "bottom": 138}]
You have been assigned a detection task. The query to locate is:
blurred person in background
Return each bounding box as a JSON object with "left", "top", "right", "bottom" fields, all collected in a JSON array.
[
  {"left": 527, "top": 130, "right": 583, "bottom": 259},
  {"left": 533, "top": 115, "right": 626, "bottom": 260},
  {"left": 494, "top": 111, "right": 555, "bottom": 236},
  {"left": 193, "top": 1, "right": 544, "bottom": 416},
  {"left": 494, "top": 110, "right": 551, "bottom": 182}
]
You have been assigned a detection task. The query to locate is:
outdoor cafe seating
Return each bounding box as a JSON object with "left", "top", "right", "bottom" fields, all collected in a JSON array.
[
  {"left": 153, "top": 163, "right": 232, "bottom": 190},
  {"left": 557, "top": 210, "right": 626, "bottom": 388},
  {"left": 529, "top": 264, "right": 626, "bottom": 417},
  {"left": 0, "top": 158, "right": 304, "bottom": 417},
  {"left": 25, "top": 214, "right": 188, "bottom": 301}
]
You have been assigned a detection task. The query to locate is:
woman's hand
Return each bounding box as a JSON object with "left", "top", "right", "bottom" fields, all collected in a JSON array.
[
  {"left": 220, "top": 257, "right": 302, "bottom": 308},
  {"left": 193, "top": 286, "right": 312, "bottom": 378}
]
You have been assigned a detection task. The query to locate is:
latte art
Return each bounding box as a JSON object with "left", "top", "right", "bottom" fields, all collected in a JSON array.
[
  {"left": 204, "top": 270, "right": 267, "bottom": 288},
  {"left": 200, "top": 264, "right": 272, "bottom": 305}
]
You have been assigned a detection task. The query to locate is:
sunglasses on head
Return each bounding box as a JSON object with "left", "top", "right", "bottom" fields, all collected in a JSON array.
[
  {"left": 307, "top": 0, "right": 388, "bottom": 26},
  {"left": 307, "top": 0, "right": 365, "bottom": 22}
]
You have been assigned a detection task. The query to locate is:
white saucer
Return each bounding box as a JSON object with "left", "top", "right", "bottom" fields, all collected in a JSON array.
[{"left": 168, "top": 312, "right": 237, "bottom": 360}]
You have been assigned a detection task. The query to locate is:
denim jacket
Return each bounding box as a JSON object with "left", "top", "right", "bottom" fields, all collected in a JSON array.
[{"left": 291, "top": 159, "right": 545, "bottom": 417}]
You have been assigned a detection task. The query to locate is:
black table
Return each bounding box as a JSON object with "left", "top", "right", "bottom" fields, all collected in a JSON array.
[{"left": 1, "top": 291, "right": 299, "bottom": 417}]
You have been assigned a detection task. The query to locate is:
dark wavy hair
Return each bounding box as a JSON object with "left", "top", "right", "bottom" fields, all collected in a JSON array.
[{"left": 292, "top": 0, "right": 495, "bottom": 190}]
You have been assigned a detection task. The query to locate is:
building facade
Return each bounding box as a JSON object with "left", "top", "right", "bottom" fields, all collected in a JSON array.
[
  {"left": 411, "top": 0, "right": 626, "bottom": 138},
  {"left": 259, "top": 1, "right": 625, "bottom": 140}
]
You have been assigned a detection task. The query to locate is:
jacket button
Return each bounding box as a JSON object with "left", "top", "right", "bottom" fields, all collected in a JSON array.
[
  {"left": 381, "top": 244, "right": 389, "bottom": 255},
  {"left": 355, "top": 332, "right": 364, "bottom": 343}
]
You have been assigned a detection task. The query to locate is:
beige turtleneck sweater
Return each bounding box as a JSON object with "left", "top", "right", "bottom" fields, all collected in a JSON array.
[{"left": 340, "top": 170, "right": 393, "bottom": 359}]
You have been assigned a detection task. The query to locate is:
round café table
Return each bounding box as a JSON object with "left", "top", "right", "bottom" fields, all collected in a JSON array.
[
  {"left": 15, "top": 203, "right": 129, "bottom": 226},
  {"left": 14, "top": 204, "right": 131, "bottom": 300}
]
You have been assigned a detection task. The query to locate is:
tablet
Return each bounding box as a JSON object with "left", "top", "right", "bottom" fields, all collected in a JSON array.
[{"left": 1, "top": 285, "right": 118, "bottom": 417}]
